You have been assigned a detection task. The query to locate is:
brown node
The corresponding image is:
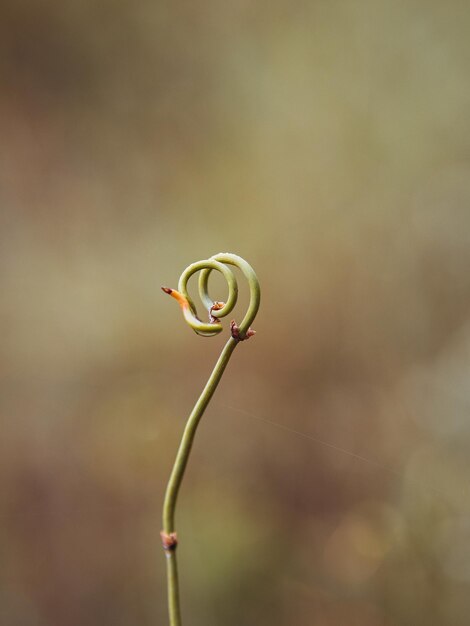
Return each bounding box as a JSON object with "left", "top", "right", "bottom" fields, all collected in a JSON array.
[
  {"left": 209, "top": 301, "right": 225, "bottom": 323},
  {"left": 160, "top": 530, "right": 178, "bottom": 551},
  {"left": 161, "top": 287, "right": 173, "bottom": 295},
  {"left": 230, "top": 321, "right": 256, "bottom": 342}
]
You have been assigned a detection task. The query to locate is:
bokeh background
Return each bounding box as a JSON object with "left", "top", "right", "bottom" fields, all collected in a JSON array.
[{"left": 2, "top": 1, "right": 470, "bottom": 625}]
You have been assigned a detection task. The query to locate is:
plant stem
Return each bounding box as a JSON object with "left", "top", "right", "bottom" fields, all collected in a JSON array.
[
  {"left": 161, "top": 252, "right": 260, "bottom": 626},
  {"left": 164, "top": 549, "right": 181, "bottom": 626},
  {"left": 162, "top": 336, "right": 238, "bottom": 626}
]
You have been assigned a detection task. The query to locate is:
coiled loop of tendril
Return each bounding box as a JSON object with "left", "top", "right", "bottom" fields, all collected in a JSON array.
[{"left": 162, "top": 252, "right": 260, "bottom": 340}]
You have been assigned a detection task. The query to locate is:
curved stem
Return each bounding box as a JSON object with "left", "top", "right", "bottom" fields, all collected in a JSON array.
[
  {"left": 162, "top": 337, "right": 237, "bottom": 532},
  {"left": 161, "top": 253, "right": 260, "bottom": 626},
  {"left": 162, "top": 336, "right": 238, "bottom": 626}
]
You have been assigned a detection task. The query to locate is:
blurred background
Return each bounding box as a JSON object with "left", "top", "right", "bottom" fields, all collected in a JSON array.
[{"left": 1, "top": 1, "right": 470, "bottom": 625}]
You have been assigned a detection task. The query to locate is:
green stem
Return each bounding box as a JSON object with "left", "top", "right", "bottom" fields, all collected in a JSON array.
[
  {"left": 162, "top": 336, "right": 238, "bottom": 626},
  {"left": 165, "top": 550, "right": 181, "bottom": 626},
  {"left": 160, "top": 253, "right": 260, "bottom": 626}
]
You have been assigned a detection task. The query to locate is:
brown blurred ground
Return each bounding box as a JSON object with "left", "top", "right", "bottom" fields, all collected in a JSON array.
[{"left": 1, "top": 1, "right": 470, "bottom": 625}]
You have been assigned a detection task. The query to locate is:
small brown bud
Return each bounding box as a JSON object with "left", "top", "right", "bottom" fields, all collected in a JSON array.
[
  {"left": 160, "top": 531, "right": 178, "bottom": 551},
  {"left": 230, "top": 320, "right": 240, "bottom": 340},
  {"left": 231, "top": 320, "right": 256, "bottom": 341}
]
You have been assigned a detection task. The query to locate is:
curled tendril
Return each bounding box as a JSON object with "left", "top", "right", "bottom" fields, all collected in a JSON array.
[
  {"left": 161, "top": 252, "right": 260, "bottom": 626},
  {"left": 162, "top": 252, "right": 260, "bottom": 341}
]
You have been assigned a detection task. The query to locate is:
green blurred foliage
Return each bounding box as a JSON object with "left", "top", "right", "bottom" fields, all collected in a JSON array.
[{"left": 1, "top": 1, "right": 470, "bottom": 625}]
